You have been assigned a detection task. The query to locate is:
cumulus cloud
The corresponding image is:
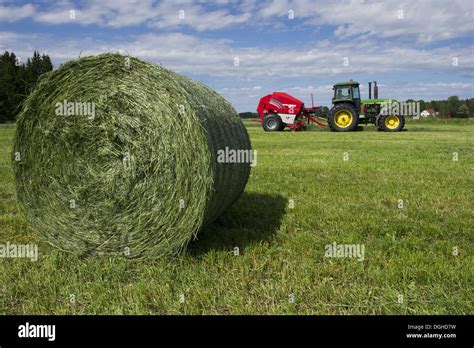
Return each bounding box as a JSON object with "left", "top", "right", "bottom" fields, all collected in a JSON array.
[
  {"left": 258, "top": 0, "right": 474, "bottom": 43},
  {"left": 31, "top": 0, "right": 159, "bottom": 26},
  {"left": 2, "top": 29, "right": 471, "bottom": 110},
  {"left": 3, "top": 31, "right": 472, "bottom": 81},
  {"left": 0, "top": 4, "right": 34, "bottom": 22},
  {"left": 6, "top": 0, "right": 251, "bottom": 31},
  {"left": 1, "top": 0, "right": 473, "bottom": 42},
  {"left": 149, "top": 1, "right": 251, "bottom": 31}
]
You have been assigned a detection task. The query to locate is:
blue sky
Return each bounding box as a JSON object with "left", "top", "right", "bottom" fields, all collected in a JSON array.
[{"left": 1, "top": 0, "right": 473, "bottom": 111}]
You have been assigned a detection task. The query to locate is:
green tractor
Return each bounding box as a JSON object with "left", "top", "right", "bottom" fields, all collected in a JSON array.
[{"left": 327, "top": 80, "right": 405, "bottom": 132}]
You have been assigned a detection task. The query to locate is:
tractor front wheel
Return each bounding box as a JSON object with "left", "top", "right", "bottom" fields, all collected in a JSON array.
[
  {"left": 327, "top": 104, "right": 358, "bottom": 132},
  {"left": 262, "top": 114, "right": 284, "bottom": 132},
  {"left": 378, "top": 114, "right": 405, "bottom": 132}
]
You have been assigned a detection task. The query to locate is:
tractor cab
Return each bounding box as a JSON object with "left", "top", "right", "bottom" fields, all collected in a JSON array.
[{"left": 332, "top": 80, "right": 361, "bottom": 113}]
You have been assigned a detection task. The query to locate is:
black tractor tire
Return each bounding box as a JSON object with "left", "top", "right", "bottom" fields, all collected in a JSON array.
[
  {"left": 378, "top": 114, "right": 405, "bottom": 132},
  {"left": 263, "top": 113, "right": 284, "bottom": 132},
  {"left": 327, "top": 103, "right": 358, "bottom": 132}
]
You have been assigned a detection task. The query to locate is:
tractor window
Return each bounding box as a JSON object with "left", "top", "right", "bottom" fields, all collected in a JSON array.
[
  {"left": 335, "top": 86, "right": 350, "bottom": 99},
  {"left": 352, "top": 86, "right": 360, "bottom": 99}
]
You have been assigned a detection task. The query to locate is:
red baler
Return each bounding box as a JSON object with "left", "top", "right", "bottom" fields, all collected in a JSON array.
[{"left": 256, "top": 92, "right": 327, "bottom": 131}]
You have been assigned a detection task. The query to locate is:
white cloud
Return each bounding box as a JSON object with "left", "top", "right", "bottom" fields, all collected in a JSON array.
[
  {"left": 5, "top": 29, "right": 472, "bottom": 111},
  {"left": 32, "top": 0, "right": 159, "bottom": 26},
  {"left": 2, "top": 30, "right": 472, "bottom": 80},
  {"left": 0, "top": 4, "right": 34, "bottom": 21},
  {"left": 0, "top": 31, "right": 40, "bottom": 55},
  {"left": 258, "top": 0, "right": 474, "bottom": 43},
  {"left": 4, "top": 0, "right": 251, "bottom": 31},
  {"left": 387, "top": 82, "right": 474, "bottom": 99},
  {"left": 1, "top": 0, "right": 473, "bottom": 43},
  {"left": 149, "top": 1, "right": 251, "bottom": 31},
  {"left": 257, "top": 0, "right": 290, "bottom": 18}
]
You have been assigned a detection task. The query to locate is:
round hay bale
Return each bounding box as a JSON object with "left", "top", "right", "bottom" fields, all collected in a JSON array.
[{"left": 13, "top": 53, "right": 251, "bottom": 259}]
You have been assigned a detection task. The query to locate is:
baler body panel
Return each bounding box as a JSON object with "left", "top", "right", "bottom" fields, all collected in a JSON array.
[{"left": 257, "top": 92, "right": 304, "bottom": 119}]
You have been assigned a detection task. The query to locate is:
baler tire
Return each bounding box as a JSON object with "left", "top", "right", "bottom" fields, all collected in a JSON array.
[
  {"left": 327, "top": 104, "right": 358, "bottom": 132},
  {"left": 263, "top": 114, "right": 283, "bottom": 132}
]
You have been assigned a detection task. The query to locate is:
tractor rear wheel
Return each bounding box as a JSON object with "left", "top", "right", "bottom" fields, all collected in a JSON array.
[
  {"left": 327, "top": 103, "right": 358, "bottom": 132},
  {"left": 378, "top": 114, "right": 405, "bottom": 132},
  {"left": 263, "top": 113, "right": 284, "bottom": 132}
]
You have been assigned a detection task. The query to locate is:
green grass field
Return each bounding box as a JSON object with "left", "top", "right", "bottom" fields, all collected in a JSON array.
[{"left": 0, "top": 119, "right": 472, "bottom": 314}]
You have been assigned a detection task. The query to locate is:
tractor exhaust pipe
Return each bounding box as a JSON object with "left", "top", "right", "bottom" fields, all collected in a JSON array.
[
  {"left": 368, "top": 82, "right": 372, "bottom": 99},
  {"left": 374, "top": 81, "right": 378, "bottom": 99}
]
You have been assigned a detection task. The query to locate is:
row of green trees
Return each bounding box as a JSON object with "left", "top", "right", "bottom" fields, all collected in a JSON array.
[
  {"left": 407, "top": 96, "right": 473, "bottom": 118},
  {"left": 0, "top": 51, "right": 53, "bottom": 123}
]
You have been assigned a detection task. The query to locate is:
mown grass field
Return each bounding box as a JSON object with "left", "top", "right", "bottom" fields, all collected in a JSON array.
[{"left": 0, "top": 119, "right": 472, "bottom": 314}]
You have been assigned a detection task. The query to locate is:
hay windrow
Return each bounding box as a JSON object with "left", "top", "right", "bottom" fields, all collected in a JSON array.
[{"left": 13, "top": 53, "right": 251, "bottom": 259}]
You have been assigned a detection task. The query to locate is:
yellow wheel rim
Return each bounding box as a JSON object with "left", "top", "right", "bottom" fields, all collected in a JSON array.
[
  {"left": 385, "top": 115, "right": 400, "bottom": 129},
  {"left": 334, "top": 110, "right": 353, "bottom": 128}
]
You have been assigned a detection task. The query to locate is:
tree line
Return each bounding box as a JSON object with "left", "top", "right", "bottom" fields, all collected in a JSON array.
[
  {"left": 407, "top": 96, "right": 473, "bottom": 118},
  {"left": 0, "top": 51, "right": 53, "bottom": 123}
]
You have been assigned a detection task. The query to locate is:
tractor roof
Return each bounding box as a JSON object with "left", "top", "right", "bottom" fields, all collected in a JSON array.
[{"left": 334, "top": 81, "right": 359, "bottom": 87}]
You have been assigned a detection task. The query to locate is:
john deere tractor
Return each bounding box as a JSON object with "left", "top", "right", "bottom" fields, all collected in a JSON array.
[{"left": 327, "top": 80, "right": 405, "bottom": 132}]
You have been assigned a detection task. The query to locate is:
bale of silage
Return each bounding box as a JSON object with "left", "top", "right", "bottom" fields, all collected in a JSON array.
[{"left": 13, "top": 53, "right": 251, "bottom": 258}]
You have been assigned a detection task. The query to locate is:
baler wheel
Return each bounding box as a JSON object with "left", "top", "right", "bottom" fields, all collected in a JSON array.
[{"left": 263, "top": 114, "right": 284, "bottom": 132}]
